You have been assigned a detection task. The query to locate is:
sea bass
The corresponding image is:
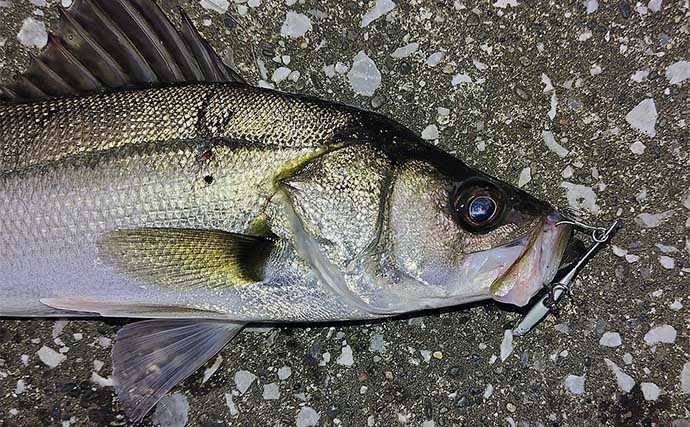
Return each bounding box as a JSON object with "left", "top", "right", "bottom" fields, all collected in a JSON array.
[{"left": 0, "top": 0, "right": 572, "bottom": 420}]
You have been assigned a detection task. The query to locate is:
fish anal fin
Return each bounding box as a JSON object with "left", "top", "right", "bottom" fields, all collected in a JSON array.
[
  {"left": 97, "top": 228, "right": 276, "bottom": 290},
  {"left": 1, "top": 0, "right": 246, "bottom": 103},
  {"left": 112, "top": 319, "right": 245, "bottom": 420}
]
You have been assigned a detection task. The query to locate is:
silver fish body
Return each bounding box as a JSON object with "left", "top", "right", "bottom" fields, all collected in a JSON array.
[
  {"left": 1, "top": 83, "right": 374, "bottom": 320},
  {"left": 0, "top": 0, "right": 574, "bottom": 420},
  {"left": 0, "top": 83, "right": 570, "bottom": 321}
]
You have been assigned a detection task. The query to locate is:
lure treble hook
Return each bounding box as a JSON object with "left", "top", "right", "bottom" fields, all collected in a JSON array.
[{"left": 513, "top": 218, "right": 622, "bottom": 336}]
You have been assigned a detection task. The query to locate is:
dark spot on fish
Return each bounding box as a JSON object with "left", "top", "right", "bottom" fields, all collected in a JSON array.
[
  {"left": 200, "top": 149, "right": 214, "bottom": 161},
  {"left": 618, "top": 1, "right": 631, "bottom": 18},
  {"left": 204, "top": 175, "right": 214, "bottom": 184},
  {"left": 398, "top": 61, "right": 412, "bottom": 74},
  {"left": 195, "top": 94, "right": 235, "bottom": 137}
]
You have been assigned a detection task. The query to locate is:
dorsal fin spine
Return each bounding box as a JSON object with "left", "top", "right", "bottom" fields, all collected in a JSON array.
[
  {"left": 57, "top": 4, "right": 131, "bottom": 87},
  {"left": 29, "top": 53, "right": 74, "bottom": 96},
  {"left": 105, "top": 0, "right": 184, "bottom": 82},
  {"left": 178, "top": 9, "right": 224, "bottom": 82},
  {"left": 130, "top": 0, "right": 205, "bottom": 81},
  {"left": 14, "top": 74, "right": 47, "bottom": 100},
  {"left": 0, "top": 86, "right": 18, "bottom": 101},
  {"left": 47, "top": 34, "right": 102, "bottom": 91},
  {"left": 78, "top": 0, "right": 158, "bottom": 83},
  {"left": 204, "top": 38, "right": 234, "bottom": 81}
]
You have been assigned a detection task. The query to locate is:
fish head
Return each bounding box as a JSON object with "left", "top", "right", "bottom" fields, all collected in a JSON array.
[{"left": 386, "top": 156, "right": 572, "bottom": 307}]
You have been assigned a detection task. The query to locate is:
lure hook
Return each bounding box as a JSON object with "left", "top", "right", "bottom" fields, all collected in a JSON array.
[
  {"left": 513, "top": 218, "right": 622, "bottom": 336},
  {"left": 555, "top": 217, "right": 615, "bottom": 243}
]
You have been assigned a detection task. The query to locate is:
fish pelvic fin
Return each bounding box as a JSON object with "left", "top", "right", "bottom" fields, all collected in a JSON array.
[
  {"left": 97, "top": 228, "right": 276, "bottom": 290},
  {"left": 0, "top": 0, "right": 245, "bottom": 103},
  {"left": 112, "top": 319, "right": 245, "bottom": 421}
]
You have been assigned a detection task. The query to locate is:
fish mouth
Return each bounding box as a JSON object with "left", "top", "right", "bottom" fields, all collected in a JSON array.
[{"left": 490, "top": 213, "right": 572, "bottom": 307}]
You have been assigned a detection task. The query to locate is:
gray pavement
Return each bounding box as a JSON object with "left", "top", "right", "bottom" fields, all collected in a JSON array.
[{"left": 1, "top": 0, "right": 689, "bottom": 426}]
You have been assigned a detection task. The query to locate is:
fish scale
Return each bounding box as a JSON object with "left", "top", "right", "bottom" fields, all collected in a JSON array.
[
  {"left": 0, "top": 99, "right": 352, "bottom": 319},
  {"left": 0, "top": 83, "right": 355, "bottom": 173},
  {"left": 0, "top": 83, "right": 363, "bottom": 314}
]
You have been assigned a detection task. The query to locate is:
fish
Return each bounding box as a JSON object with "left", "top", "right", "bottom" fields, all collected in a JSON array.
[{"left": 0, "top": 0, "right": 573, "bottom": 421}]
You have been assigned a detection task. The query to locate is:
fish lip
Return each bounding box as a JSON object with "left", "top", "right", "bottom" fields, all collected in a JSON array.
[
  {"left": 494, "top": 220, "right": 544, "bottom": 284},
  {"left": 490, "top": 213, "right": 572, "bottom": 307}
]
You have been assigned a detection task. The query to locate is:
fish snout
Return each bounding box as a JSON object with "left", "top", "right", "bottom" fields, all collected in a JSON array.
[{"left": 490, "top": 213, "right": 572, "bottom": 307}]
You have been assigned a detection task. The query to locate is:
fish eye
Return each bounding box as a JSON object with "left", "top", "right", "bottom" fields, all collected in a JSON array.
[
  {"left": 468, "top": 196, "right": 496, "bottom": 224},
  {"left": 452, "top": 181, "right": 505, "bottom": 232}
]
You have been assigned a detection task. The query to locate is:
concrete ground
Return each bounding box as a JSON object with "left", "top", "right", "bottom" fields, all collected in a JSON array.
[{"left": 1, "top": 0, "right": 689, "bottom": 426}]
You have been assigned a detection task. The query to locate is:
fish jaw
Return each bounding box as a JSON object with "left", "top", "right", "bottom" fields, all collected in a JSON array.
[{"left": 490, "top": 213, "right": 572, "bottom": 307}]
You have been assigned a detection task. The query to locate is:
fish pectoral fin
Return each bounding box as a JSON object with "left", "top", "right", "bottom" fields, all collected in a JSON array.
[
  {"left": 98, "top": 228, "right": 276, "bottom": 289},
  {"left": 40, "top": 297, "right": 226, "bottom": 318},
  {"left": 0, "top": 0, "right": 245, "bottom": 103},
  {"left": 112, "top": 319, "right": 245, "bottom": 421}
]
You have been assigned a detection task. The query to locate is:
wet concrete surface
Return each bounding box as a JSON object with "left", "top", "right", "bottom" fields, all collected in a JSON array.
[{"left": 1, "top": 0, "right": 689, "bottom": 426}]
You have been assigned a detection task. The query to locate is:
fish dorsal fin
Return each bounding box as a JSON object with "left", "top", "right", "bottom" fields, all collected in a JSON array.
[{"left": 0, "top": 0, "right": 245, "bottom": 102}]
